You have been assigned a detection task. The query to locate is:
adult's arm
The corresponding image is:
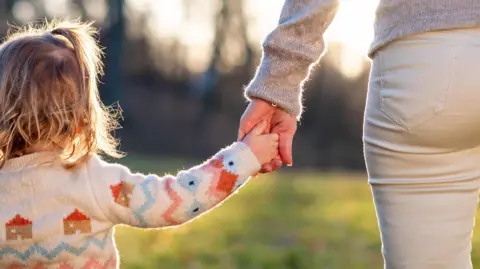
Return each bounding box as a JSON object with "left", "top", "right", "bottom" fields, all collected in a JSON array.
[{"left": 245, "top": 0, "right": 340, "bottom": 118}]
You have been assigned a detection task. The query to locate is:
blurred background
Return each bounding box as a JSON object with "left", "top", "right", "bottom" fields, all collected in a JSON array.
[
  {"left": 0, "top": 0, "right": 376, "bottom": 170},
  {"left": 5, "top": 0, "right": 480, "bottom": 268}
]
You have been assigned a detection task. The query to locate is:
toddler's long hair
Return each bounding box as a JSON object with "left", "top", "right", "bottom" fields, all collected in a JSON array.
[{"left": 0, "top": 20, "right": 122, "bottom": 168}]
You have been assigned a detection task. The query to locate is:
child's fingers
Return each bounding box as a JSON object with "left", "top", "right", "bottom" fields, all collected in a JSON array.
[
  {"left": 271, "top": 145, "right": 278, "bottom": 155},
  {"left": 265, "top": 133, "right": 279, "bottom": 141},
  {"left": 272, "top": 139, "right": 279, "bottom": 147},
  {"left": 260, "top": 134, "right": 279, "bottom": 148},
  {"left": 270, "top": 138, "right": 279, "bottom": 151},
  {"left": 249, "top": 121, "right": 268, "bottom": 136}
]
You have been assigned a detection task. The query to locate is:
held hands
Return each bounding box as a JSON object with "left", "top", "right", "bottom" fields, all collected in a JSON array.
[
  {"left": 242, "top": 121, "right": 279, "bottom": 165},
  {"left": 238, "top": 98, "right": 297, "bottom": 173}
]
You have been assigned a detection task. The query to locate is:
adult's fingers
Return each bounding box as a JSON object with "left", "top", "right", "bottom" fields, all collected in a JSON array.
[
  {"left": 237, "top": 122, "right": 253, "bottom": 141},
  {"left": 270, "top": 108, "right": 296, "bottom": 166},
  {"left": 279, "top": 134, "right": 293, "bottom": 166},
  {"left": 237, "top": 99, "right": 275, "bottom": 141},
  {"left": 260, "top": 163, "right": 273, "bottom": 173},
  {"left": 270, "top": 158, "right": 283, "bottom": 171},
  {"left": 259, "top": 158, "right": 283, "bottom": 173},
  {"left": 238, "top": 103, "right": 261, "bottom": 141}
]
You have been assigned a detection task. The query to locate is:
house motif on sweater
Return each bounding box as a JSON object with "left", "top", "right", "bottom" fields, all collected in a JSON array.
[
  {"left": 110, "top": 181, "right": 134, "bottom": 207},
  {"left": 63, "top": 209, "right": 92, "bottom": 235},
  {"left": 5, "top": 214, "right": 33, "bottom": 241}
]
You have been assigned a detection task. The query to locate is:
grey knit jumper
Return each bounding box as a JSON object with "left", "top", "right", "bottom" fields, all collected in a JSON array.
[{"left": 245, "top": 0, "right": 480, "bottom": 118}]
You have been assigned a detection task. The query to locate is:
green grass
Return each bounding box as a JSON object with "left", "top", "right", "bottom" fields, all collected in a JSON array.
[{"left": 112, "top": 155, "right": 480, "bottom": 268}]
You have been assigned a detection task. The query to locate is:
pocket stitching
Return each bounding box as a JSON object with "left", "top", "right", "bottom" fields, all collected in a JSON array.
[{"left": 378, "top": 46, "right": 458, "bottom": 131}]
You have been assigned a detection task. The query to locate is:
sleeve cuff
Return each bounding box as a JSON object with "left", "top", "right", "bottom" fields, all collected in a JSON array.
[
  {"left": 216, "top": 142, "right": 261, "bottom": 178},
  {"left": 245, "top": 84, "right": 303, "bottom": 119}
]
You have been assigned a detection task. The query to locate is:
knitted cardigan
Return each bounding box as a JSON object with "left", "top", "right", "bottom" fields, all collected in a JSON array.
[{"left": 0, "top": 142, "right": 260, "bottom": 268}]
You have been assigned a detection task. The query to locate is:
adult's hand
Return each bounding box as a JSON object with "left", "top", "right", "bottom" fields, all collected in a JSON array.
[{"left": 238, "top": 98, "right": 297, "bottom": 173}]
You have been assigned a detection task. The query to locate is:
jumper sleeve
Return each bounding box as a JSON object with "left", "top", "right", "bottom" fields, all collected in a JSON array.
[
  {"left": 245, "top": 0, "right": 340, "bottom": 118},
  {"left": 87, "top": 142, "right": 260, "bottom": 228}
]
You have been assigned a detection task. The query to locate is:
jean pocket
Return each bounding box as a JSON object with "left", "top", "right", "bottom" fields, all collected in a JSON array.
[{"left": 378, "top": 42, "right": 457, "bottom": 131}]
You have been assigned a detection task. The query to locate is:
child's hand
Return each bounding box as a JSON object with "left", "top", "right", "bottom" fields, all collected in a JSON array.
[{"left": 242, "top": 121, "right": 279, "bottom": 165}]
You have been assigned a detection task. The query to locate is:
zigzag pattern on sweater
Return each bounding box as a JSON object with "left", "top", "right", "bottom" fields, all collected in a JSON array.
[
  {"left": 132, "top": 176, "right": 155, "bottom": 227},
  {"left": 57, "top": 254, "right": 116, "bottom": 269},
  {"left": 0, "top": 233, "right": 110, "bottom": 261},
  {"left": 161, "top": 177, "right": 184, "bottom": 225},
  {"left": 6, "top": 254, "right": 116, "bottom": 269}
]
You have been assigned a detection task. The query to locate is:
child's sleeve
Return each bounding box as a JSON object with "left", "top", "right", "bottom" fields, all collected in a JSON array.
[{"left": 87, "top": 142, "right": 261, "bottom": 228}]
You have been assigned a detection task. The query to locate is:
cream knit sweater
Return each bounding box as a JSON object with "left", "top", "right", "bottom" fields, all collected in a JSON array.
[
  {"left": 245, "top": 0, "right": 480, "bottom": 117},
  {"left": 0, "top": 142, "right": 260, "bottom": 268}
]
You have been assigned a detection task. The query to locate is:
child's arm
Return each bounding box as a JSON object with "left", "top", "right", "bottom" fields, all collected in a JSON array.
[{"left": 88, "top": 122, "right": 278, "bottom": 228}]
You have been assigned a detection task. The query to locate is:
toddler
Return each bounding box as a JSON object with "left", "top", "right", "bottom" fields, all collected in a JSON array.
[{"left": 0, "top": 20, "right": 279, "bottom": 268}]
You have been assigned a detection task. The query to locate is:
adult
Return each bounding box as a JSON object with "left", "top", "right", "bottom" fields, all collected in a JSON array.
[{"left": 238, "top": 1, "right": 480, "bottom": 268}]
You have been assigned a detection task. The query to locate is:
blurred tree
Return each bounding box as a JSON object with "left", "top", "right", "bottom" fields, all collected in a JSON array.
[
  {"left": 102, "top": 0, "right": 124, "bottom": 106},
  {"left": 201, "top": 0, "right": 252, "bottom": 111},
  {"left": 5, "top": 0, "right": 15, "bottom": 23},
  {"left": 72, "top": 0, "right": 88, "bottom": 18}
]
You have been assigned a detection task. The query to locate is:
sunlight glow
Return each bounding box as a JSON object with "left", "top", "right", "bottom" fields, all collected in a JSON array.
[
  {"left": 325, "top": 0, "right": 378, "bottom": 55},
  {"left": 44, "top": 0, "right": 69, "bottom": 18},
  {"left": 126, "top": 0, "right": 379, "bottom": 76},
  {"left": 245, "top": 0, "right": 378, "bottom": 78},
  {"left": 245, "top": 0, "right": 284, "bottom": 43},
  {"left": 150, "top": 1, "right": 184, "bottom": 38},
  {"left": 83, "top": 0, "right": 108, "bottom": 23},
  {"left": 126, "top": 0, "right": 151, "bottom": 14},
  {"left": 325, "top": 0, "right": 379, "bottom": 77},
  {"left": 12, "top": 0, "right": 36, "bottom": 24}
]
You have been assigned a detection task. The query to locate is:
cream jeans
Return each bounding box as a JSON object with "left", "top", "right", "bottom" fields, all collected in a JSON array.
[{"left": 364, "top": 28, "right": 480, "bottom": 269}]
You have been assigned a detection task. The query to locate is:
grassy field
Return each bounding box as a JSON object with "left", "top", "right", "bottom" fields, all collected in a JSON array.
[{"left": 113, "top": 155, "right": 480, "bottom": 269}]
